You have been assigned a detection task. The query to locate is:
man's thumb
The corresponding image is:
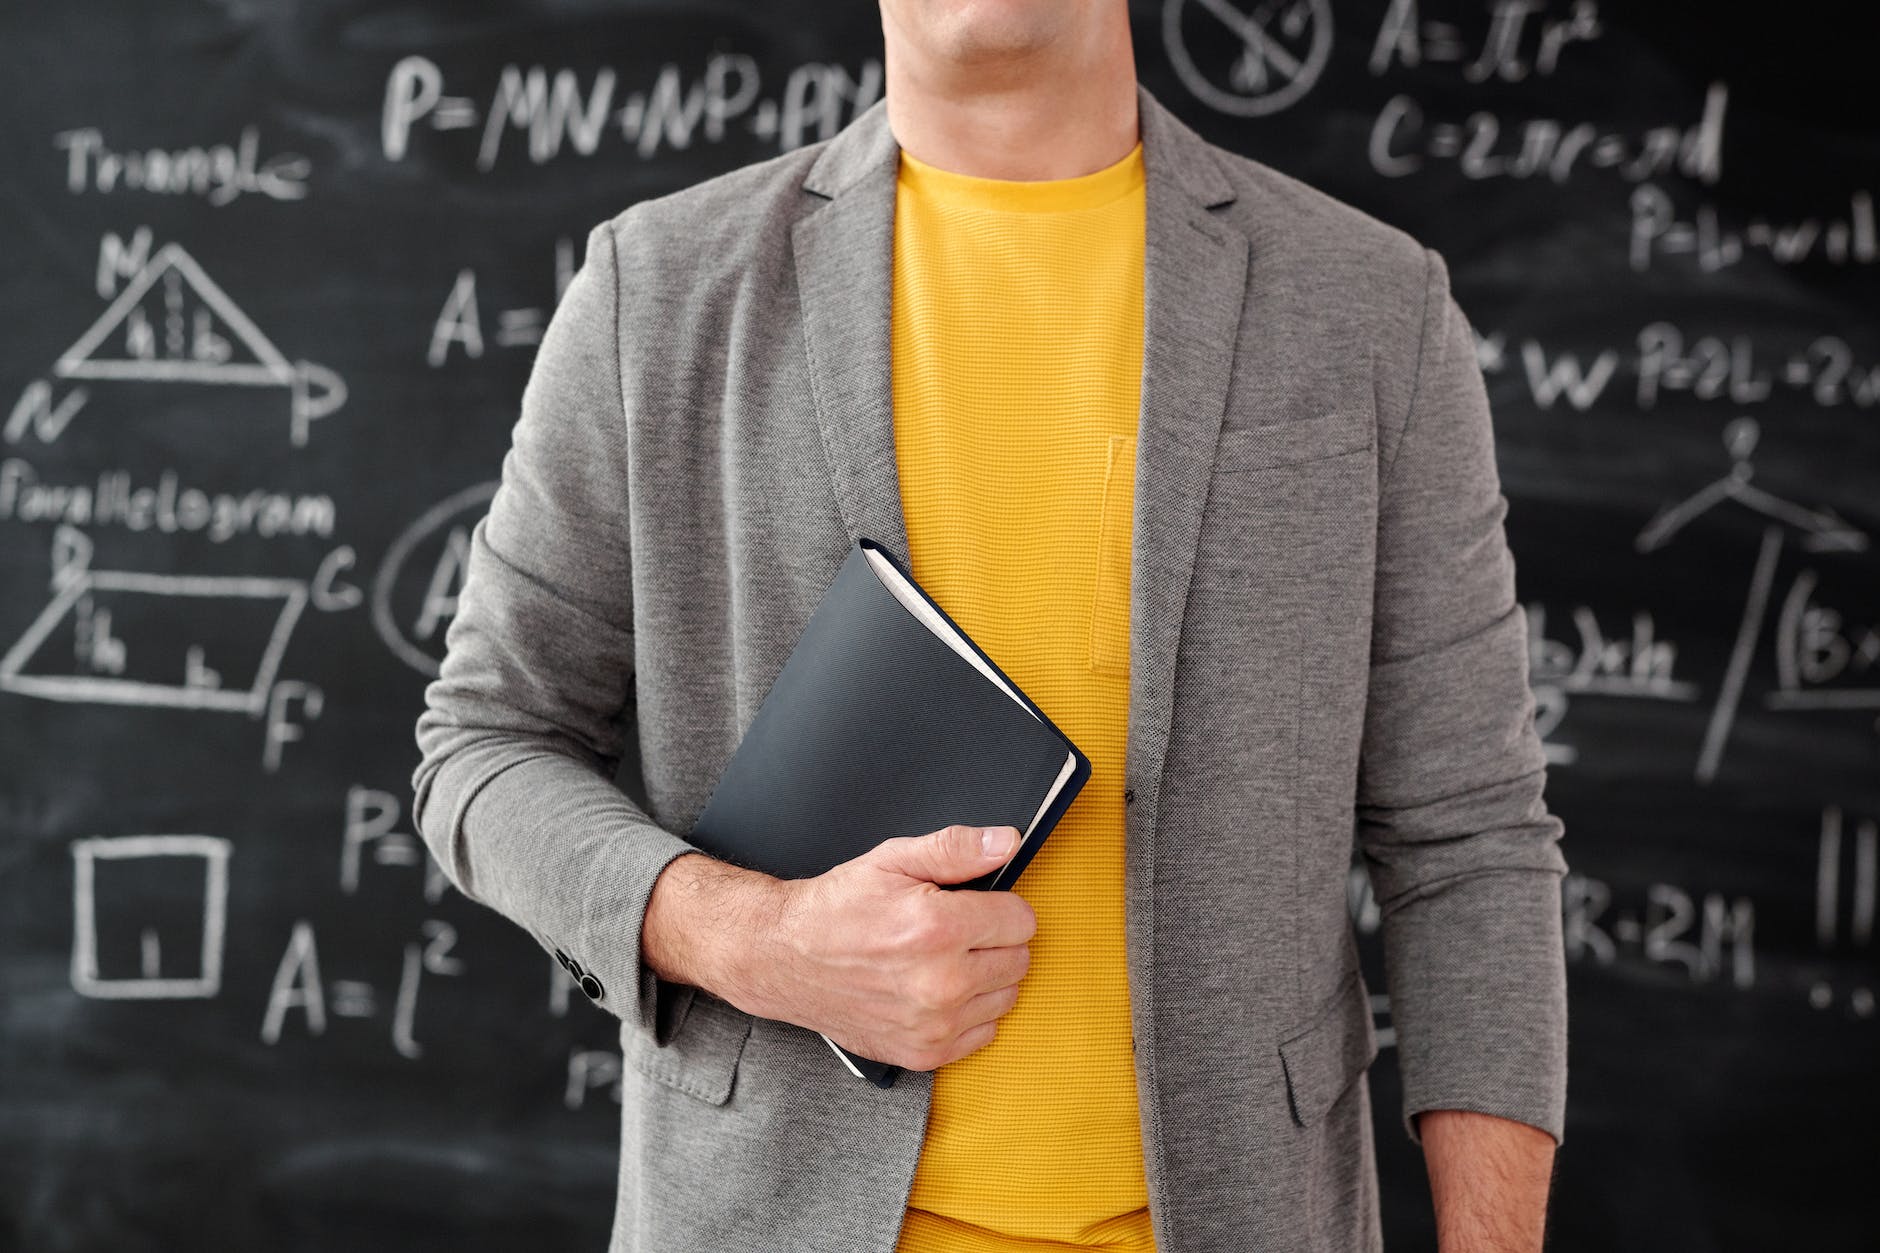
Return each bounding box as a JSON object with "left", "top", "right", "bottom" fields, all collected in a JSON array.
[{"left": 876, "top": 823, "right": 1019, "bottom": 885}]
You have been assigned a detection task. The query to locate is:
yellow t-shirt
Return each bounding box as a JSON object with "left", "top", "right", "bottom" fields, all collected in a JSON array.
[{"left": 890, "top": 137, "right": 1155, "bottom": 1253}]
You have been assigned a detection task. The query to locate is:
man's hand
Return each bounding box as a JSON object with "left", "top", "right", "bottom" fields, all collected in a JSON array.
[
  {"left": 739, "top": 823, "right": 1037, "bottom": 1071},
  {"left": 1418, "top": 1108, "right": 1558, "bottom": 1252}
]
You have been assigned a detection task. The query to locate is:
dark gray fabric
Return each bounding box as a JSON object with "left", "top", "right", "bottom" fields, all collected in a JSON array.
[{"left": 412, "top": 80, "right": 1568, "bottom": 1253}]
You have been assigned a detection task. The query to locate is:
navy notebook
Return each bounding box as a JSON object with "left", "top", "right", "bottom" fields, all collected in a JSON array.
[{"left": 684, "top": 536, "right": 1092, "bottom": 1089}]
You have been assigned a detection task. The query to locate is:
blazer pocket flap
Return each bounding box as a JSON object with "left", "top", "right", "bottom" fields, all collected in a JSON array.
[
  {"left": 1216, "top": 410, "right": 1374, "bottom": 472},
  {"left": 625, "top": 986, "right": 754, "bottom": 1106},
  {"left": 1277, "top": 969, "right": 1380, "bottom": 1127}
]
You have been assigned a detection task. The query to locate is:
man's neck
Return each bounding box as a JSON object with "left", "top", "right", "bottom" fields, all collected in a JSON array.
[{"left": 881, "top": 37, "right": 1139, "bottom": 181}]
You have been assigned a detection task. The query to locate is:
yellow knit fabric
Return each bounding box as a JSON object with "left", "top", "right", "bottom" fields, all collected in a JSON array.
[{"left": 889, "top": 137, "right": 1155, "bottom": 1253}]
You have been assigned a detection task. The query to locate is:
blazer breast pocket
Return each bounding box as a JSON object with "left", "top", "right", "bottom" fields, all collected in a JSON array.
[
  {"left": 1207, "top": 410, "right": 1378, "bottom": 526},
  {"left": 1214, "top": 410, "right": 1375, "bottom": 475}
]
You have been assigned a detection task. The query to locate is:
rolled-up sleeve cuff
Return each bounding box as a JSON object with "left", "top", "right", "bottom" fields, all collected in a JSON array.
[{"left": 1384, "top": 866, "right": 1568, "bottom": 1148}]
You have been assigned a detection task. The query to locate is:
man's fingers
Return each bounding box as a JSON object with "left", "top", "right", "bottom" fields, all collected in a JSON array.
[
  {"left": 957, "top": 981, "right": 1022, "bottom": 1031},
  {"left": 958, "top": 943, "right": 1031, "bottom": 997},
  {"left": 930, "top": 887, "right": 1038, "bottom": 950}
]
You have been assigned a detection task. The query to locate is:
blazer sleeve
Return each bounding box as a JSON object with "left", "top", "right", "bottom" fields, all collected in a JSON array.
[
  {"left": 1355, "top": 246, "right": 1569, "bottom": 1148},
  {"left": 410, "top": 215, "right": 706, "bottom": 1045}
]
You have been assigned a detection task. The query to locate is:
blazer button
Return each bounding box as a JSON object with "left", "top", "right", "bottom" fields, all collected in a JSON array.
[
  {"left": 580, "top": 974, "right": 605, "bottom": 1001},
  {"left": 1123, "top": 788, "right": 1135, "bottom": 805},
  {"left": 554, "top": 948, "right": 574, "bottom": 973}
]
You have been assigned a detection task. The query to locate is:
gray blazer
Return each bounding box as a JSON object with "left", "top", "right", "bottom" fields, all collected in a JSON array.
[{"left": 413, "top": 81, "right": 1568, "bottom": 1253}]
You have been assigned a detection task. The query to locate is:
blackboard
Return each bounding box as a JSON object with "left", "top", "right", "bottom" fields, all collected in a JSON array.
[{"left": 2, "top": 3, "right": 1874, "bottom": 1250}]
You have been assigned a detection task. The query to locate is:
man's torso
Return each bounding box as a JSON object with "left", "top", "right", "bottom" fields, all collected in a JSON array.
[{"left": 599, "top": 83, "right": 1414, "bottom": 1252}]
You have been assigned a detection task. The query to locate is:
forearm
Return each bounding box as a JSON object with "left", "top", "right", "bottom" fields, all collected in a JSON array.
[
  {"left": 1419, "top": 1108, "right": 1557, "bottom": 1252},
  {"left": 641, "top": 851, "right": 792, "bottom": 1014}
]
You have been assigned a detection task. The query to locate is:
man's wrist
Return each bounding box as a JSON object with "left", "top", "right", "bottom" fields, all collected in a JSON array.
[{"left": 641, "top": 851, "right": 790, "bottom": 1012}]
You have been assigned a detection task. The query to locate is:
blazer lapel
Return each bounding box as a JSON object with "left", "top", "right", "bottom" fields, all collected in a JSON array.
[
  {"left": 792, "top": 83, "right": 1248, "bottom": 869},
  {"left": 794, "top": 104, "right": 908, "bottom": 563},
  {"left": 1114, "top": 86, "right": 1247, "bottom": 1071}
]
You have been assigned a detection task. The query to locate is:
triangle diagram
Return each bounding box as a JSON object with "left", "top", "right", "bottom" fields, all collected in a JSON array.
[{"left": 55, "top": 243, "right": 295, "bottom": 386}]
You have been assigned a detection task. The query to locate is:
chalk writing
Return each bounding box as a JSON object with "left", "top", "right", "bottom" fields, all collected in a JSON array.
[
  {"left": 342, "top": 786, "right": 450, "bottom": 903},
  {"left": 27, "top": 232, "right": 346, "bottom": 447},
  {"left": 1565, "top": 871, "right": 1756, "bottom": 987},
  {"left": 1811, "top": 805, "right": 1877, "bottom": 1017},
  {"left": 1634, "top": 424, "right": 1870, "bottom": 780},
  {"left": 382, "top": 54, "right": 883, "bottom": 169},
  {"left": 1637, "top": 325, "right": 1880, "bottom": 411},
  {"left": 70, "top": 835, "right": 231, "bottom": 1000},
  {"left": 260, "top": 920, "right": 325, "bottom": 1043},
  {"left": 1632, "top": 185, "right": 1877, "bottom": 272},
  {"left": 1474, "top": 326, "right": 1880, "bottom": 413},
  {"left": 1370, "top": 83, "right": 1725, "bottom": 184},
  {"left": 1769, "top": 571, "right": 1880, "bottom": 713},
  {"left": 425, "top": 240, "right": 577, "bottom": 367},
  {"left": 566, "top": 1048, "right": 624, "bottom": 1110},
  {"left": 0, "top": 459, "right": 338, "bottom": 540},
  {"left": 1523, "top": 601, "right": 1695, "bottom": 764},
  {"left": 1163, "top": 0, "right": 1332, "bottom": 117},
  {"left": 260, "top": 917, "right": 465, "bottom": 1054},
  {"left": 52, "top": 125, "right": 310, "bottom": 205},
  {"left": 372, "top": 482, "right": 497, "bottom": 677},
  {"left": 1527, "top": 603, "right": 1694, "bottom": 697},
  {"left": 0, "top": 529, "right": 356, "bottom": 771},
  {"left": 1637, "top": 418, "right": 1866, "bottom": 556},
  {"left": 1369, "top": 0, "right": 1601, "bottom": 81}
]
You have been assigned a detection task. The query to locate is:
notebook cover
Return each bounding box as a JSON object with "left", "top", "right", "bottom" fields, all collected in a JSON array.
[{"left": 684, "top": 536, "right": 1092, "bottom": 1089}]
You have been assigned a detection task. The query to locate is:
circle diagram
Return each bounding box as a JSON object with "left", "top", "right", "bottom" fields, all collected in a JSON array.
[
  {"left": 372, "top": 481, "right": 498, "bottom": 677},
  {"left": 1164, "top": 0, "right": 1333, "bottom": 117}
]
